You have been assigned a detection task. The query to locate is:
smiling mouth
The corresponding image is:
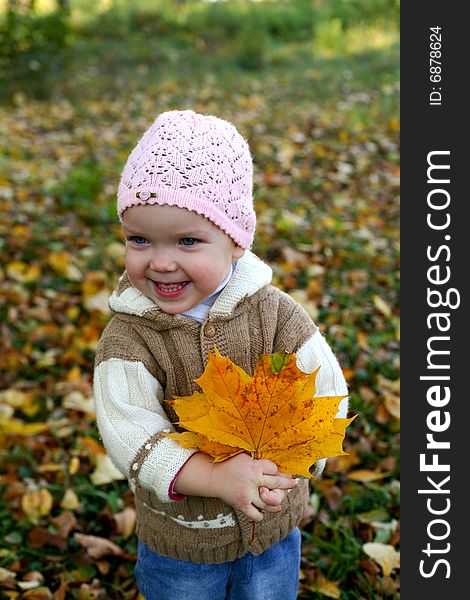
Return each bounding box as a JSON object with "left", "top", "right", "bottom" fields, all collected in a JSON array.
[{"left": 153, "top": 281, "right": 190, "bottom": 298}]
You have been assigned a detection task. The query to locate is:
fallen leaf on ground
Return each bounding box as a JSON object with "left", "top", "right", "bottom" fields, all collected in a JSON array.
[
  {"left": 60, "top": 489, "right": 81, "bottom": 510},
  {"left": 0, "top": 567, "right": 17, "bottom": 581},
  {"left": 346, "top": 469, "right": 392, "bottom": 482},
  {"left": 113, "top": 507, "right": 136, "bottom": 539},
  {"left": 315, "top": 572, "right": 342, "bottom": 598},
  {"left": 74, "top": 533, "right": 123, "bottom": 559},
  {"left": 20, "top": 587, "right": 53, "bottom": 599},
  {"left": 51, "top": 511, "right": 78, "bottom": 539},
  {"left": 90, "top": 454, "right": 126, "bottom": 485},
  {"left": 363, "top": 542, "right": 400, "bottom": 576},
  {"left": 22, "top": 489, "right": 53, "bottom": 521},
  {"left": 372, "top": 294, "right": 392, "bottom": 317}
]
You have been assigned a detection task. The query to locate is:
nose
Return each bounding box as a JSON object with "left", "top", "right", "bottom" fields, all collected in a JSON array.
[{"left": 149, "top": 249, "right": 177, "bottom": 273}]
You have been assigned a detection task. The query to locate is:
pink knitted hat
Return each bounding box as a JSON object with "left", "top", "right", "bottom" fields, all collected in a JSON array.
[{"left": 117, "top": 110, "right": 256, "bottom": 249}]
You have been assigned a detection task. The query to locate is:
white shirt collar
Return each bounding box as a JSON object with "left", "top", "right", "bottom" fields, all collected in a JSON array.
[{"left": 181, "top": 263, "right": 234, "bottom": 323}]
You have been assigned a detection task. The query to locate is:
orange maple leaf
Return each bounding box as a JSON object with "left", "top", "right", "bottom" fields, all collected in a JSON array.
[{"left": 166, "top": 347, "right": 355, "bottom": 478}]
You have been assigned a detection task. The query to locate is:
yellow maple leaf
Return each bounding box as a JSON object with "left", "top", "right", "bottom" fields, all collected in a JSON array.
[{"left": 166, "top": 348, "right": 355, "bottom": 478}]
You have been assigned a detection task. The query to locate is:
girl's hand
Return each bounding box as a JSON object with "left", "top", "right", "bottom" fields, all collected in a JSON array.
[
  {"left": 258, "top": 485, "right": 288, "bottom": 507},
  {"left": 173, "top": 452, "right": 298, "bottom": 522},
  {"left": 210, "top": 453, "right": 297, "bottom": 521}
]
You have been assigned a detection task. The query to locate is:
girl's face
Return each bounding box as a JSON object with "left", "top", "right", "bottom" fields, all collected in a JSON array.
[{"left": 122, "top": 204, "right": 244, "bottom": 315}]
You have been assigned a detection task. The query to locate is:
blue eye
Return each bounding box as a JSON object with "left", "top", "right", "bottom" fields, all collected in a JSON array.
[
  {"left": 179, "top": 238, "right": 198, "bottom": 246},
  {"left": 129, "top": 236, "right": 149, "bottom": 245}
]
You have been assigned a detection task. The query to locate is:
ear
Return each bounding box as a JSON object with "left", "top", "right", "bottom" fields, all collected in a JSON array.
[{"left": 232, "top": 245, "right": 245, "bottom": 260}]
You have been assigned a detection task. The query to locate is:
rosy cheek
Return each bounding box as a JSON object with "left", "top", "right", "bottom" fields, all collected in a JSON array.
[
  {"left": 124, "top": 255, "right": 134, "bottom": 273},
  {"left": 125, "top": 253, "right": 144, "bottom": 278},
  {"left": 188, "top": 264, "right": 209, "bottom": 281},
  {"left": 193, "top": 260, "right": 226, "bottom": 284}
]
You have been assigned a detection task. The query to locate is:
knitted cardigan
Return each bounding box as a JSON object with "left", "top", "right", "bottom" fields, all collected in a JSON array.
[{"left": 93, "top": 251, "right": 349, "bottom": 564}]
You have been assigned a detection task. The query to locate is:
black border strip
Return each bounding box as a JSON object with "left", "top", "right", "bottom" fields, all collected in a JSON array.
[{"left": 401, "top": 4, "right": 466, "bottom": 596}]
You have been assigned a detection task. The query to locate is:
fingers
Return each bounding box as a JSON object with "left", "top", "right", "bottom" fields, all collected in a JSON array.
[
  {"left": 260, "top": 474, "right": 298, "bottom": 491},
  {"left": 275, "top": 471, "right": 296, "bottom": 480},
  {"left": 245, "top": 497, "right": 280, "bottom": 521},
  {"left": 254, "top": 459, "right": 296, "bottom": 485},
  {"left": 257, "top": 459, "right": 280, "bottom": 475},
  {"left": 212, "top": 454, "right": 298, "bottom": 522},
  {"left": 240, "top": 487, "right": 284, "bottom": 521},
  {"left": 259, "top": 486, "right": 285, "bottom": 507},
  {"left": 240, "top": 502, "right": 265, "bottom": 522},
  {"left": 239, "top": 477, "right": 297, "bottom": 521}
]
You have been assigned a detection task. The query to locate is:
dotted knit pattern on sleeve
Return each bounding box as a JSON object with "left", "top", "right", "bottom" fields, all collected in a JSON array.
[{"left": 93, "top": 359, "right": 195, "bottom": 502}]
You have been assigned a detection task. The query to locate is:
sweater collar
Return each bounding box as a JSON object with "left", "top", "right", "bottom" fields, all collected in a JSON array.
[
  {"left": 181, "top": 263, "right": 233, "bottom": 323},
  {"left": 209, "top": 251, "right": 272, "bottom": 317},
  {"left": 108, "top": 250, "right": 272, "bottom": 321}
]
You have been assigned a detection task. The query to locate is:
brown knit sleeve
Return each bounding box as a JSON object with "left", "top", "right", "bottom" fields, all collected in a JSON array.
[
  {"left": 94, "top": 316, "right": 160, "bottom": 381},
  {"left": 271, "top": 288, "right": 318, "bottom": 354}
]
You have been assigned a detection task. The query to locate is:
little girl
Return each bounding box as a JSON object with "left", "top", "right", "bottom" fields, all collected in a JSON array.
[{"left": 93, "top": 110, "right": 349, "bottom": 600}]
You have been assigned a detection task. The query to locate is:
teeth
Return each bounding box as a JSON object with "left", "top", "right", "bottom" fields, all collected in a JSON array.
[{"left": 158, "top": 282, "right": 187, "bottom": 292}]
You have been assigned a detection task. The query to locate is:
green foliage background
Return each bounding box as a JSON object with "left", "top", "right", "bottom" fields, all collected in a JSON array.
[{"left": 0, "top": 1, "right": 400, "bottom": 598}]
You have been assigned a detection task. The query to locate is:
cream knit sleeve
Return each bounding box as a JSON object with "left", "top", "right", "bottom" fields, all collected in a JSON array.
[
  {"left": 295, "top": 330, "right": 349, "bottom": 477},
  {"left": 93, "top": 358, "right": 196, "bottom": 503}
]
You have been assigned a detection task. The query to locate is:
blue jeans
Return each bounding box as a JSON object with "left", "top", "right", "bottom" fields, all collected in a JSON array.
[{"left": 135, "top": 527, "right": 301, "bottom": 600}]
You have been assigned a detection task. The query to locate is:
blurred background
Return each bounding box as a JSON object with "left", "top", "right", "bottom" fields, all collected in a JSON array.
[{"left": 0, "top": 1, "right": 400, "bottom": 598}]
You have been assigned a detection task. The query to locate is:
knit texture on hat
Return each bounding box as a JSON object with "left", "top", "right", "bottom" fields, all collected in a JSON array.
[{"left": 117, "top": 110, "right": 256, "bottom": 249}]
